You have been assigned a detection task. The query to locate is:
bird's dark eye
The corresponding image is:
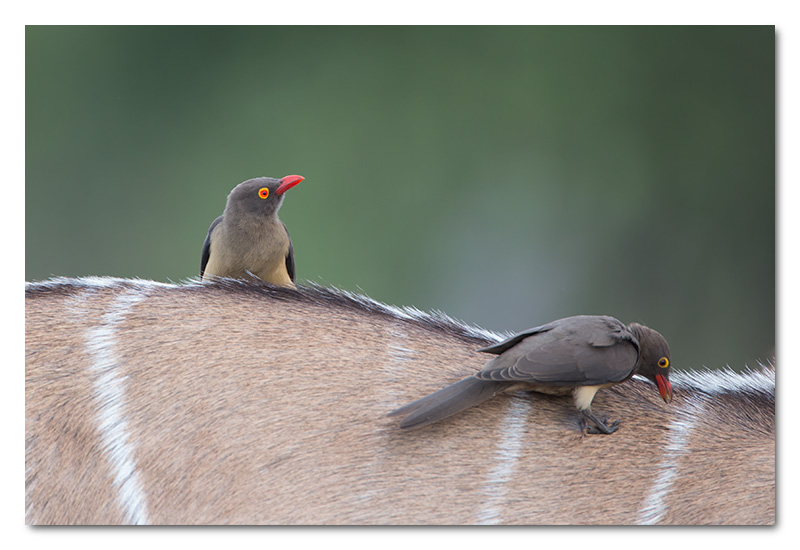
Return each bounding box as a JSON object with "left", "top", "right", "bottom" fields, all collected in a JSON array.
[
  {"left": 258, "top": 187, "right": 270, "bottom": 199},
  {"left": 658, "top": 357, "right": 669, "bottom": 368}
]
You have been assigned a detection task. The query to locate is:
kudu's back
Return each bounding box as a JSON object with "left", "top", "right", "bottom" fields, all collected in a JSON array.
[{"left": 25, "top": 277, "right": 775, "bottom": 525}]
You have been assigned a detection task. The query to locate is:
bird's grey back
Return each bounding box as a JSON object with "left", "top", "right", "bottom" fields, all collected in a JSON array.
[{"left": 475, "top": 315, "right": 639, "bottom": 386}]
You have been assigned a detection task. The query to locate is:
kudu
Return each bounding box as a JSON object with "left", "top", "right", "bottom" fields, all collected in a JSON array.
[{"left": 25, "top": 277, "right": 775, "bottom": 525}]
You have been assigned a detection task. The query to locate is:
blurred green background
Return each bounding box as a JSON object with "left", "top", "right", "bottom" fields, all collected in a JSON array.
[{"left": 26, "top": 26, "right": 774, "bottom": 371}]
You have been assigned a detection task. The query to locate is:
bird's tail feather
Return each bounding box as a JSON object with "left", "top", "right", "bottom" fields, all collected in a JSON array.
[{"left": 388, "top": 377, "right": 512, "bottom": 430}]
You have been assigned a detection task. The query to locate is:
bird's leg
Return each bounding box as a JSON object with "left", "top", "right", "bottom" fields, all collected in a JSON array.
[{"left": 581, "top": 409, "right": 620, "bottom": 435}]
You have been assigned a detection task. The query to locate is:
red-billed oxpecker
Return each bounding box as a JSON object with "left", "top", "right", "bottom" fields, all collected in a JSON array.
[
  {"left": 390, "top": 315, "right": 673, "bottom": 434},
  {"left": 201, "top": 175, "right": 303, "bottom": 287}
]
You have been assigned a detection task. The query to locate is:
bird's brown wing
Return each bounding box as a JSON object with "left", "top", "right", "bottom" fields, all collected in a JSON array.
[
  {"left": 477, "top": 322, "right": 558, "bottom": 355},
  {"left": 474, "top": 316, "right": 639, "bottom": 386},
  {"left": 282, "top": 221, "right": 295, "bottom": 283},
  {"left": 200, "top": 216, "right": 223, "bottom": 278}
]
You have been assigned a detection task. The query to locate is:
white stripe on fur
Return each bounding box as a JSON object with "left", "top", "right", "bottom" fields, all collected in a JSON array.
[
  {"left": 84, "top": 288, "right": 151, "bottom": 525},
  {"left": 637, "top": 394, "right": 708, "bottom": 525},
  {"left": 476, "top": 395, "right": 531, "bottom": 525}
]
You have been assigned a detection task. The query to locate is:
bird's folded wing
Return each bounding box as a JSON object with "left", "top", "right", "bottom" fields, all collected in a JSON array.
[
  {"left": 200, "top": 216, "right": 224, "bottom": 278},
  {"left": 475, "top": 320, "right": 639, "bottom": 386},
  {"left": 476, "top": 322, "right": 556, "bottom": 355},
  {"left": 282, "top": 221, "right": 296, "bottom": 283}
]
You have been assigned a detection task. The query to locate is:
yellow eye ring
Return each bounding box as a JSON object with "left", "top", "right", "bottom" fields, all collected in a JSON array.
[
  {"left": 658, "top": 357, "right": 669, "bottom": 368},
  {"left": 258, "top": 187, "right": 269, "bottom": 199}
]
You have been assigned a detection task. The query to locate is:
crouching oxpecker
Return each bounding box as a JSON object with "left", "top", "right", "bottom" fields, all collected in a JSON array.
[
  {"left": 389, "top": 315, "right": 673, "bottom": 434},
  {"left": 201, "top": 175, "right": 303, "bottom": 287}
]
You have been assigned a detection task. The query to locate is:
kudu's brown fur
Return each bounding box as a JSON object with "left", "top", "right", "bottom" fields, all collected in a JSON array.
[{"left": 25, "top": 277, "right": 775, "bottom": 525}]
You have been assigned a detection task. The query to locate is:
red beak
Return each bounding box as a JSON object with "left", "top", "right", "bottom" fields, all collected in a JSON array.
[
  {"left": 276, "top": 174, "right": 304, "bottom": 195},
  {"left": 655, "top": 373, "right": 673, "bottom": 404}
]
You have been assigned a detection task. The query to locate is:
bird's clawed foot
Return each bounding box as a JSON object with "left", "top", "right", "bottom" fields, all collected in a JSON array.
[{"left": 581, "top": 412, "right": 620, "bottom": 435}]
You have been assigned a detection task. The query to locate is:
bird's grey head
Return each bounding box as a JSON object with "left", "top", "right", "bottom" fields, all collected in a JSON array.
[
  {"left": 629, "top": 323, "right": 673, "bottom": 404},
  {"left": 224, "top": 175, "right": 303, "bottom": 219}
]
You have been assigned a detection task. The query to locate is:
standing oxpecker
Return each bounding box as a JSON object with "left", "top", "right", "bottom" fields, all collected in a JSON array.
[
  {"left": 200, "top": 175, "right": 303, "bottom": 287},
  {"left": 390, "top": 315, "right": 673, "bottom": 434}
]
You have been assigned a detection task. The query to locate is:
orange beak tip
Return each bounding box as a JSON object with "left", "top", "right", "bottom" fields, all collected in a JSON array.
[{"left": 656, "top": 374, "right": 673, "bottom": 404}]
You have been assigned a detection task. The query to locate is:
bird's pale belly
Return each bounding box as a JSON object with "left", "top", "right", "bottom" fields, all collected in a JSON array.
[
  {"left": 516, "top": 382, "right": 616, "bottom": 411},
  {"left": 204, "top": 242, "right": 294, "bottom": 287}
]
